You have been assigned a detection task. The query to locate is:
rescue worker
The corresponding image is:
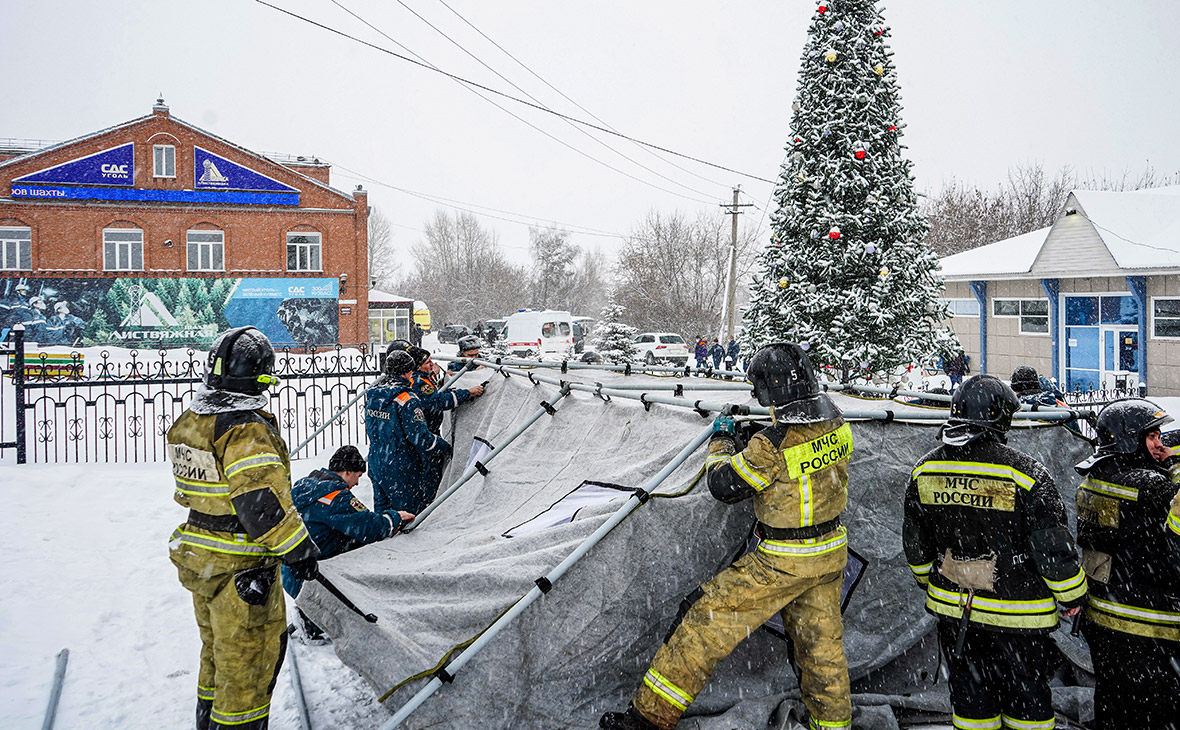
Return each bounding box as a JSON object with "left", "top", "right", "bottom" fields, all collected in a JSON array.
[
  {"left": 1010, "top": 366, "right": 1059, "bottom": 408},
  {"left": 449, "top": 334, "right": 483, "bottom": 373},
  {"left": 1074, "top": 399, "right": 1180, "bottom": 729},
  {"left": 281, "top": 445, "right": 415, "bottom": 599},
  {"left": 365, "top": 348, "right": 453, "bottom": 514},
  {"left": 903, "top": 374, "right": 1087, "bottom": 730},
  {"left": 601, "top": 342, "right": 853, "bottom": 730},
  {"left": 167, "top": 326, "right": 319, "bottom": 730},
  {"left": 725, "top": 336, "right": 740, "bottom": 372}
]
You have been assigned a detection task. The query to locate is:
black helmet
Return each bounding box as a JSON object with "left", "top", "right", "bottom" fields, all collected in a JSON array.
[
  {"left": 383, "top": 349, "right": 416, "bottom": 376},
  {"left": 205, "top": 326, "right": 277, "bottom": 395},
  {"left": 746, "top": 342, "right": 820, "bottom": 407},
  {"left": 385, "top": 339, "right": 413, "bottom": 354},
  {"left": 942, "top": 374, "right": 1020, "bottom": 443},
  {"left": 457, "top": 335, "right": 482, "bottom": 353},
  {"left": 1080, "top": 399, "right": 1173, "bottom": 471},
  {"left": 408, "top": 346, "right": 431, "bottom": 368},
  {"left": 1009, "top": 365, "right": 1041, "bottom": 395},
  {"left": 328, "top": 445, "right": 367, "bottom": 474}
]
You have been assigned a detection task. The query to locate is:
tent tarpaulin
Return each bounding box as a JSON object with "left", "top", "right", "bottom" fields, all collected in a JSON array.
[{"left": 298, "top": 369, "right": 1096, "bottom": 729}]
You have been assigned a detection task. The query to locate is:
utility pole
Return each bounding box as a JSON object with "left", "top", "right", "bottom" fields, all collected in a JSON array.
[{"left": 718, "top": 187, "right": 752, "bottom": 343}]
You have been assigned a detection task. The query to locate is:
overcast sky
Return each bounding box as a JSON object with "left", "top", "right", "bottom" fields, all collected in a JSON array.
[{"left": 3, "top": 0, "right": 1179, "bottom": 267}]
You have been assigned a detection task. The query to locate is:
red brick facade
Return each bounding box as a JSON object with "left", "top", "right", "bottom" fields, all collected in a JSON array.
[{"left": 0, "top": 103, "right": 369, "bottom": 345}]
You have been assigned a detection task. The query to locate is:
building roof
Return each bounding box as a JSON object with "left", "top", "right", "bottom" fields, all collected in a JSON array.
[
  {"left": 369, "top": 289, "right": 413, "bottom": 304},
  {"left": 937, "top": 226, "right": 1051, "bottom": 278},
  {"left": 938, "top": 185, "right": 1180, "bottom": 280}
]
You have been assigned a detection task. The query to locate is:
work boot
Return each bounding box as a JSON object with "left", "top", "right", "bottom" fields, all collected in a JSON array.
[{"left": 599, "top": 705, "right": 660, "bottom": 730}]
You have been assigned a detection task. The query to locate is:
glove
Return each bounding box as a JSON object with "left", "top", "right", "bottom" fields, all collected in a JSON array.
[
  {"left": 712, "top": 415, "right": 736, "bottom": 436},
  {"left": 287, "top": 557, "right": 319, "bottom": 582}
]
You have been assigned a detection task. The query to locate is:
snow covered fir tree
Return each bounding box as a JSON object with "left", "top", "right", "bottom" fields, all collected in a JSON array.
[
  {"left": 743, "top": 0, "right": 956, "bottom": 381},
  {"left": 591, "top": 298, "right": 639, "bottom": 364}
]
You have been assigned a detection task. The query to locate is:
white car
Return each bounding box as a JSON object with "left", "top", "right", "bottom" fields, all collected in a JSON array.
[{"left": 633, "top": 332, "right": 690, "bottom": 366}]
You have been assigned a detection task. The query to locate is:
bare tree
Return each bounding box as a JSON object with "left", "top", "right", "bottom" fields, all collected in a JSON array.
[
  {"left": 367, "top": 207, "right": 400, "bottom": 291},
  {"left": 611, "top": 210, "right": 759, "bottom": 339},
  {"left": 399, "top": 210, "right": 527, "bottom": 326},
  {"left": 923, "top": 162, "right": 1180, "bottom": 256},
  {"left": 566, "top": 247, "right": 609, "bottom": 317}
]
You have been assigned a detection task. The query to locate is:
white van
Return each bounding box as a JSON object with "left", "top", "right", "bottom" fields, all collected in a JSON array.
[{"left": 503, "top": 309, "right": 575, "bottom": 359}]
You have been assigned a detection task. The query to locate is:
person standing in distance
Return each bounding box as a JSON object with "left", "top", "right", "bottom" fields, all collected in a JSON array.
[
  {"left": 904, "top": 375, "right": 1086, "bottom": 730},
  {"left": 168, "top": 326, "right": 319, "bottom": 730},
  {"left": 601, "top": 342, "right": 853, "bottom": 730},
  {"left": 1074, "top": 399, "right": 1180, "bottom": 729}
]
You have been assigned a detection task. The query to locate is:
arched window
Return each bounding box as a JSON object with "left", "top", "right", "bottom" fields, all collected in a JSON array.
[
  {"left": 286, "top": 229, "right": 322, "bottom": 272},
  {"left": 187, "top": 227, "right": 224, "bottom": 271},
  {"left": 0, "top": 224, "right": 32, "bottom": 270},
  {"left": 103, "top": 225, "right": 143, "bottom": 271}
]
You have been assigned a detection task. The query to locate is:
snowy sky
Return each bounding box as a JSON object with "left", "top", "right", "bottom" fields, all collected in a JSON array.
[{"left": 2, "top": 0, "right": 1179, "bottom": 266}]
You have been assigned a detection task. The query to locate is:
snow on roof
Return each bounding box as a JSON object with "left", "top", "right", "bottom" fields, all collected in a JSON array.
[
  {"left": 937, "top": 226, "right": 1051, "bottom": 278},
  {"left": 368, "top": 289, "right": 413, "bottom": 304},
  {"left": 1072, "top": 187, "right": 1180, "bottom": 269}
]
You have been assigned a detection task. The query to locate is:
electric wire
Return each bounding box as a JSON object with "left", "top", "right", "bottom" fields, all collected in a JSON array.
[
  {"left": 387, "top": 0, "right": 720, "bottom": 201},
  {"left": 325, "top": 0, "right": 713, "bottom": 206},
  {"left": 252, "top": 0, "right": 776, "bottom": 184},
  {"left": 431, "top": 0, "right": 733, "bottom": 192}
]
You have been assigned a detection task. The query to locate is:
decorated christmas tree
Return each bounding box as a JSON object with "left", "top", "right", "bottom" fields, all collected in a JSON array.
[
  {"left": 743, "top": 0, "right": 956, "bottom": 381},
  {"left": 591, "top": 297, "right": 639, "bottom": 365}
]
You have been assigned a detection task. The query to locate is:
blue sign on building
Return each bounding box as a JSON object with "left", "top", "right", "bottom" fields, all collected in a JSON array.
[
  {"left": 194, "top": 147, "right": 299, "bottom": 193},
  {"left": 13, "top": 144, "right": 135, "bottom": 187}
]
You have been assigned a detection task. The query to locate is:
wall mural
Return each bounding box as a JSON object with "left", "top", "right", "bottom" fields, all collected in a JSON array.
[{"left": 0, "top": 276, "right": 338, "bottom": 348}]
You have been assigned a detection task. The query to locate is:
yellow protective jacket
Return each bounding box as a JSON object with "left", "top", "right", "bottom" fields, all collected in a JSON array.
[
  {"left": 705, "top": 408, "right": 851, "bottom": 576},
  {"left": 167, "top": 408, "right": 316, "bottom": 577}
]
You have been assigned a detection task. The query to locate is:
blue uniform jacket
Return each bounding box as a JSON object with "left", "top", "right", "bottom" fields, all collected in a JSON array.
[
  {"left": 694, "top": 342, "right": 708, "bottom": 361},
  {"left": 365, "top": 376, "right": 452, "bottom": 514},
  {"left": 281, "top": 469, "right": 399, "bottom": 597},
  {"left": 412, "top": 371, "right": 472, "bottom": 434},
  {"left": 726, "top": 341, "right": 740, "bottom": 360}
]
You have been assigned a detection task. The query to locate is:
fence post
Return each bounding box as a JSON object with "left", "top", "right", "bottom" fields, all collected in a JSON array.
[{"left": 12, "top": 325, "right": 26, "bottom": 464}]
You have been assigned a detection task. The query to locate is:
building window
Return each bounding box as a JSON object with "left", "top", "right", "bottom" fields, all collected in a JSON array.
[
  {"left": 153, "top": 145, "right": 176, "bottom": 178},
  {"left": 187, "top": 229, "right": 225, "bottom": 272},
  {"left": 993, "top": 298, "right": 1048, "bottom": 334},
  {"left": 286, "top": 232, "right": 321, "bottom": 272},
  {"left": 0, "top": 226, "right": 32, "bottom": 270},
  {"left": 103, "top": 228, "right": 144, "bottom": 271},
  {"left": 1152, "top": 298, "right": 1180, "bottom": 339},
  {"left": 939, "top": 298, "right": 980, "bottom": 317}
]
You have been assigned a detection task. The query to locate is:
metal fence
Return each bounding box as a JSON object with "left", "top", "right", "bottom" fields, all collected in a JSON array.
[{"left": 0, "top": 333, "right": 381, "bottom": 464}]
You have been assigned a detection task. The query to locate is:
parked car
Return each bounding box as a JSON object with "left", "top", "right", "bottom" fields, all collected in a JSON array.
[
  {"left": 632, "top": 332, "right": 690, "bottom": 366},
  {"left": 483, "top": 318, "right": 508, "bottom": 341},
  {"left": 438, "top": 324, "right": 471, "bottom": 344}
]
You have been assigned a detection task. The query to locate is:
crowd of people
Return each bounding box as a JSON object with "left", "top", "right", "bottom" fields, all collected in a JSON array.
[{"left": 164, "top": 326, "right": 1179, "bottom": 730}]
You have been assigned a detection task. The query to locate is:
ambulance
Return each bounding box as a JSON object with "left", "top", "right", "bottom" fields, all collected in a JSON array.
[{"left": 502, "top": 309, "right": 575, "bottom": 359}]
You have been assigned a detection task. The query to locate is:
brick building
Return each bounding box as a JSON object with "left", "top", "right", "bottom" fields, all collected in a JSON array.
[{"left": 0, "top": 100, "right": 368, "bottom": 350}]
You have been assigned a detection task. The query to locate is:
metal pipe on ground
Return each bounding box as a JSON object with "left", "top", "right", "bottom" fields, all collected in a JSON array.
[
  {"left": 405, "top": 386, "right": 572, "bottom": 532},
  {"left": 287, "top": 643, "right": 314, "bottom": 730},
  {"left": 40, "top": 648, "right": 69, "bottom": 730},
  {"left": 380, "top": 425, "right": 715, "bottom": 729}
]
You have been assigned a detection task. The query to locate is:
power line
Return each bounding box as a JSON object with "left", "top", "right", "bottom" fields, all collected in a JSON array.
[
  {"left": 431, "top": 0, "right": 732, "bottom": 191},
  {"left": 387, "top": 0, "right": 720, "bottom": 200},
  {"left": 326, "top": 0, "right": 713, "bottom": 205},
  {"left": 253, "top": 0, "right": 776, "bottom": 184}
]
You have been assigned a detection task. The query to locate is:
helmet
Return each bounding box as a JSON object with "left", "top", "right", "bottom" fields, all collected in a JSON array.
[
  {"left": 54, "top": 301, "right": 70, "bottom": 314},
  {"left": 205, "top": 327, "right": 278, "bottom": 395},
  {"left": 408, "top": 346, "right": 431, "bottom": 368},
  {"left": 943, "top": 374, "right": 1021, "bottom": 442},
  {"left": 385, "top": 339, "right": 413, "bottom": 354},
  {"left": 328, "top": 445, "right": 367, "bottom": 474},
  {"left": 1009, "top": 365, "right": 1041, "bottom": 395},
  {"left": 746, "top": 343, "right": 820, "bottom": 407},
  {"left": 383, "top": 349, "right": 416, "bottom": 376},
  {"left": 14, "top": 283, "right": 29, "bottom": 293},
  {"left": 457, "top": 335, "right": 482, "bottom": 353},
  {"left": 1081, "top": 399, "right": 1173, "bottom": 470}
]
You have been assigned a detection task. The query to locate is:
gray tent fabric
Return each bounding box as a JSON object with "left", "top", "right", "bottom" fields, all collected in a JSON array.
[{"left": 297, "top": 369, "right": 1097, "bottom": 729}]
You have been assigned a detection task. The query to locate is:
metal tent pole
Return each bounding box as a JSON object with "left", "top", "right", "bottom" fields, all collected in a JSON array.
[{"left": 40, "top": 648, "right": 69, "bottom": 730}]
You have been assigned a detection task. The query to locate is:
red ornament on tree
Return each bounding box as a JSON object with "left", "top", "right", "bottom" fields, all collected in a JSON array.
[
  {"left": 828, "top": 227, "right": 841, "bottom": 240},
  {"left": 854, "top": 149, "right": 867, "bottom": 160},
  {"left": 887, "top": 125, "right": 897, "bottom": 133},
  {"left": 817, "top": 5, "right": 828, "bottom": 14}
]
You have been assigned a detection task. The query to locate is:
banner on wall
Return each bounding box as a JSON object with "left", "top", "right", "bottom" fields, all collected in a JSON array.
[{"left": 0, "top": 277, "right": 338, "bottom": 348}]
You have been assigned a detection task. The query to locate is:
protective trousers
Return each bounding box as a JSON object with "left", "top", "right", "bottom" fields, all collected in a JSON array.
[
  {"left": 937, "top": 621, "right": 1056, "bottom": 730},
  {"left": 177, "top": 563, "right": 287, "bottom": 730},
  {"left": 1083, "top": 621, "right": 1180, "bottom": 730},
  {"left": 633, "top": 550, "right": 851, "bottom": 730}
]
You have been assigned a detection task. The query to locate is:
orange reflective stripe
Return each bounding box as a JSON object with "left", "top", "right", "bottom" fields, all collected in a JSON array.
[{"left": 318, "top": 490, "right": 342, "bottom": 505}]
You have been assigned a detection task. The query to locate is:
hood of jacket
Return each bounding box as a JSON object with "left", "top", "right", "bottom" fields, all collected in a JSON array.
[{"left": 292, "top": 468, "right": 348, "bottom": 511}]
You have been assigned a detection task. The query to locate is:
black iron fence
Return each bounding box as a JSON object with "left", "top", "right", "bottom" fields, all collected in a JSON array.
[{"left": 0, "top": 333, "right": 381, "bottom": 464}]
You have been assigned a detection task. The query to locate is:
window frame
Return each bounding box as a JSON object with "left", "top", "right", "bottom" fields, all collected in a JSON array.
[
  {"left": 102, "top": 227, "right": 144, "bottom": 272},
  {"left": 1150, "top": 296, "right": 1180, "bottom": 340},
  {"left": 186, "top": 229, "right": 225, "bottom": 272},
  {"left": 993, "top": 297, "right": 1049, "bottom": 335},
  {"left": 286, "top": 231, "right": 322, "bottom": 272},
  {"left": 153, "top": 144, "right": 176, "bottom": 178},
  {"left": 0, "top": 226, "right": 32, "bottom": 271},
  {"left": 939, "top": 298, "right": 980, "bottom": 318}
]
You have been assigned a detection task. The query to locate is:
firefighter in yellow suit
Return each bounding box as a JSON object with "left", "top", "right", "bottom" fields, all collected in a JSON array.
[
  {"left": 168, "top": 327, "right": 320, "bottom": 730},
  {"left": 601, "top": 342, "right": 852, "bottom": 730}
]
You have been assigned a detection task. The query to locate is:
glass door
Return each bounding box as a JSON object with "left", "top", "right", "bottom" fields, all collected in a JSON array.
[{"left": 1101, "top": 328, "right": 1138, "bottom": 389}]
